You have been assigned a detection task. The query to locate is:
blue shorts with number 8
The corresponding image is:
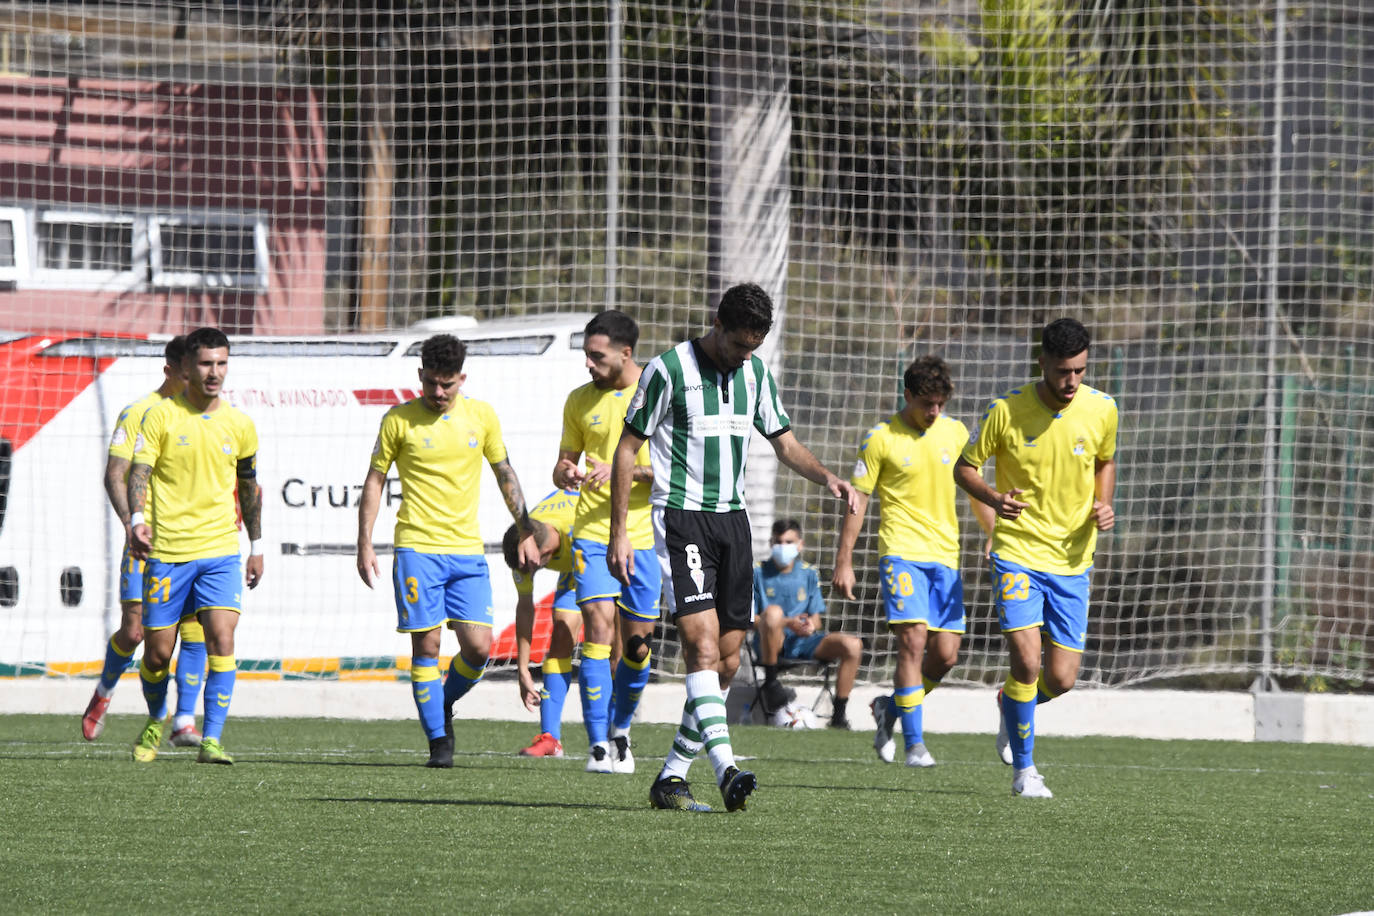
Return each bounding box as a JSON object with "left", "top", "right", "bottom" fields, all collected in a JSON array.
[
  {"left": 879, "top": 556, "right": 965, "bottom": 632},
  {"left": 991, "top": 555, "right": 1091, "bottom": 652}
]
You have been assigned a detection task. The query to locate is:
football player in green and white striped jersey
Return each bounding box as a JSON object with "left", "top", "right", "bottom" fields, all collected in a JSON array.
[{"left": 608, "top": 282, "right": 860, "bottom": 812}]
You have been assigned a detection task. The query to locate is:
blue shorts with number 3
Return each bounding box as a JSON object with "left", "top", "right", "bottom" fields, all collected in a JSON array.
[
  {"left": 142, "top": 555, "right": 242, "bottom": 631},
  {"left": 991, "top": 555, "right": 1091, "bottom": 652},
  {"left": 392, "top": 548, "right": 493, "bottom": 632},
  {"left": 879, "top": 556, "right": 965, "bottom": 632}
]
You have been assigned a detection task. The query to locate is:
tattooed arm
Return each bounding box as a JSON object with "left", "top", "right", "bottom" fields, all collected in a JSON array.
[
  {"left": 127, "top": 463, "right": 153, "bottom": 560},
  {"left": 238, "top": 459, "right": 264, "bottom": 588},
  {"left": 104, "top": 456, "right": 132, "bottom": 524},
  {"left": 491, "top": 457, "right": 538, "bottom": 570}
]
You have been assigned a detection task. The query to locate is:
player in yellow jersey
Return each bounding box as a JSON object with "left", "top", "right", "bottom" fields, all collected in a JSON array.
[
  {"left": 127, "top": 327, "right": 263, "bottom": 765},
  {"left": 955, "top": 318, "right": 1118, "bottom": 798},
  {"left": 81, "top": 336, "right": 210, "bottom": 747},
  {"left": 833, "top": 356, "right": 994, "bottom": 767},
  {"left": 357, "top": 334, "right": 540, "bottom": 768},
  {"left": 501, "top": 487, "right": 582, "bottom": 758},
  {"left": 552, "top": 310, "right": 660, "bottom": 774}
]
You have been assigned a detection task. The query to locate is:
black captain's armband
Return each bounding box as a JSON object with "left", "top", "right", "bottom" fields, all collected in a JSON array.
[{"left": 237, "top": 455, "right": 258, "bottom": 480}]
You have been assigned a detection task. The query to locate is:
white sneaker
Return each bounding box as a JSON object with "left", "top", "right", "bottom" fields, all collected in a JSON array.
[
  {"left": 995, "top": 690, "right": 1013, "bottom": 766},
  {"left": 870, "top": 695, "right": 896, "bottom": 763},
  {"left": 904, "top": 742, "right": 936, "bottom": 768},
  {"left": 585, "top": 742, "right": 613, "bottom": 774},
  {"left": 611, "top": 734, "right": 635, "bottom": 774},
  {"left": 1012, "top": 765, "right": 1053, "bottom": 798}
]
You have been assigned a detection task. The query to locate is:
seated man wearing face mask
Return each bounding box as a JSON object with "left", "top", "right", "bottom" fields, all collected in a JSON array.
[{"left": 752, "top": 519, "right": 862, "bottom": 729}]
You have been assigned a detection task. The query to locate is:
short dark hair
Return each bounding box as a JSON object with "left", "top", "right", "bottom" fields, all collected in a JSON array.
[
  {"left": 717, "top": 283, "right": 773, "bottom": 336},
  {"left": 903, "top": 355, "right": 953, "bottom": 400},
  {"left": 163, "top": 335, "right": 187, "bottom": 367},
  {"left": 421, "top": 334, "right": 466, "bottom": 375},
  {"left": 502, "top": 519, "right": 551, "bottom": 570},
  {"left": 184, "top": 327, "right": 229, "bottom": 359},
  {"left": 585, "top": 310, "right": 639, "bottom": 350},
  {"left": 1041, "top": 318, "right": 1090, "bottom": 359},
  {"left": 771, "top": 518, "right": 802, "bottom": 540}
]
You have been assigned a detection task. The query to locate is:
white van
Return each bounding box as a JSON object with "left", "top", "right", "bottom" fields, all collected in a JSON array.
[{"left": 0, "top": 314, "right": 595, "bottom": 675}]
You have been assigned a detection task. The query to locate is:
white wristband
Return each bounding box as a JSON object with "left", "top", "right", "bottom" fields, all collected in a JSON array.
[
  {"left": 129, "top": 512, "right": 145, "bottom": 528},
  {"left": 249, "top": 539, "right": 264, "bottom": 557}
]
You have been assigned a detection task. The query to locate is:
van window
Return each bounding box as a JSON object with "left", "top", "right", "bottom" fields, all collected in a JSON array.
[
  {"left": 40, "top": 338, "right": 398, "bottom": 358},
  {"left": 228, "top": 340, "right": 398, "bottom": 357},
  {"left": 39, "top": 338, "right": 168, "bottom": 358},
  {"left": 403, "top": 335, "right": 553, "bottom": 358}
]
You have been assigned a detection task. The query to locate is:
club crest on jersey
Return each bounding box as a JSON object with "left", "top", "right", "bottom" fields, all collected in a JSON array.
[
  {"left": 1073, "top": 436, "right": 1087, "bottom": 456},
  {"left": 796, "top": 587, "right": 807, "bottom": 603},
  {"left": 468, "top": 432, "right": 479, "bottom": 447},
  {"left": 940, "top": 448, "right": 952, "bottom": 465},
  {"left": 221, "top": 437, "right": 233, "bottom": 455}
]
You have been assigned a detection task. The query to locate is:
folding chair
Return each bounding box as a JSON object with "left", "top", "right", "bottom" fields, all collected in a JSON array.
[{"left": 742, "top": 638, "right": 836, "bottom": 723}]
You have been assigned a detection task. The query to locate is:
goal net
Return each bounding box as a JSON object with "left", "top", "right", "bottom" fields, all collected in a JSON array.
[{"left": 0, "top": 1, "right": 1369, "bottom": 695}]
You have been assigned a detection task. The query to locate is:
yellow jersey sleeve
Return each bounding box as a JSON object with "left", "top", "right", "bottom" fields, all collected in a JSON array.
[
  {"left": 559, "top": 392, "right": 585, "bottom": 455},
  {"left": 478, "top": 399, "right": 508, "bottom": 467},
  {"left": 849, "top": 421, "right": 889, "bottom": 496},
  {"left": 110, "top": 391, "right": 161, "bottom": 461},
  {"left": 369, "top": 408, "right": 403, "bottom": 477},
  {"left": 134, "top": 396, "right": 256, "bottom": 562}
]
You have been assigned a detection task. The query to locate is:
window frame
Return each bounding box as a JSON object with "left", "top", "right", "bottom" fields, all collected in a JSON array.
[
  {"left": 0, "top": 206, "right": 32, "bottom": 285},
  {"left": 149, "top": 212, "right": 270, "bottom": 292},
  {"left": 28, "top": 208, "right": 142, "bottom": 292}
]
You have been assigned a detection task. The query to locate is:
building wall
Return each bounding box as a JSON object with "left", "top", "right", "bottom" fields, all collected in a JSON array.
[{"left": 0, "top": 76, "right": 327, "bottom": 334}]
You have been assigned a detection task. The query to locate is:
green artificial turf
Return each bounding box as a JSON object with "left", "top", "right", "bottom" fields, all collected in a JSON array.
[{"left": 1, "top": 715, "right": 1370, "bottom": 914}]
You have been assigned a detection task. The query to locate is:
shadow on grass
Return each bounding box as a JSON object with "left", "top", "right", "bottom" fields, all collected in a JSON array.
[{"left": 314, "top": 796, "right": 643, "bottom": 812}]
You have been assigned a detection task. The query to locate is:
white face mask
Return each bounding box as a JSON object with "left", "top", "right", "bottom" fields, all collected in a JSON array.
[{"left": 770, "top": 543, "right": 800, "bottom": 568}]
